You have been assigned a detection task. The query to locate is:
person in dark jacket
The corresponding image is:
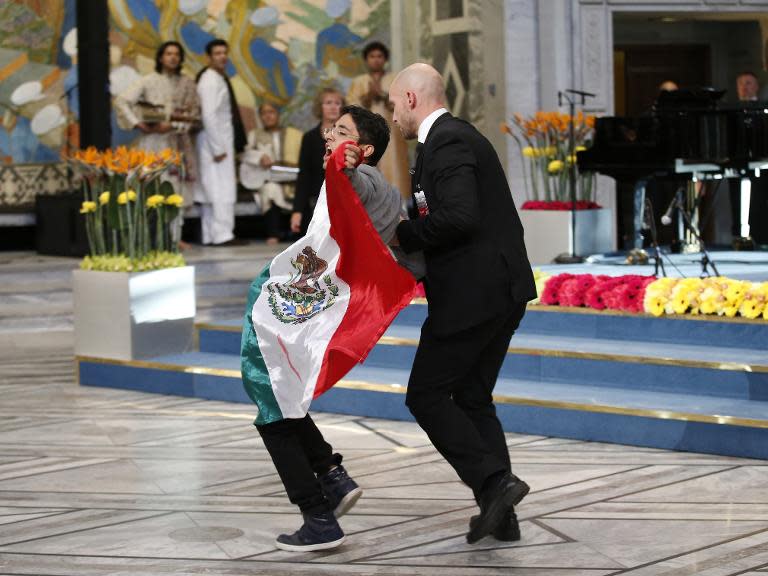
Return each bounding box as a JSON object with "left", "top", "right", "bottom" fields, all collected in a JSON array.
[
  {"left": 290, "top": 87, "right": 344, "bottom": 236},
  {"left": 389, "top": 62, "right": 537, "bottom": 545}
]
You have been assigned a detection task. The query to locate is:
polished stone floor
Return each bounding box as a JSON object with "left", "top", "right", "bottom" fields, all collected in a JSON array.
[{"left": 1, "top": 347, "right": 768, "bottom": 576}]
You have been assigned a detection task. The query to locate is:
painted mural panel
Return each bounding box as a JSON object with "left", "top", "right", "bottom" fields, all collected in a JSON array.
[
  {"left": 0, "top": 0, "right": 390, "bottom": 163},
  {"left": 0, "top": 0, "right": 77, "bottom": 166},
  {"left": 108, "top": 0, "right": 391, "bottom": 144}
]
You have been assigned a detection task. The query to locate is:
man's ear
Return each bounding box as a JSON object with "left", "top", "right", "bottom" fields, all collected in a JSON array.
[
  {"left": 361, "top": 143, "right": 374, "bottom": 159},
  {"left": 407, "top": 91, "right": 417, "bottom": 110}
]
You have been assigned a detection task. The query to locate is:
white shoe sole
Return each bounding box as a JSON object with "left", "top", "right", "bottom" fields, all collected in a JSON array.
[
  {"left": 274, "top": 534, "right": 346, "bottom": 552},
  {"left": 334, "top": 487, "right": 363, "bottom": 518}
]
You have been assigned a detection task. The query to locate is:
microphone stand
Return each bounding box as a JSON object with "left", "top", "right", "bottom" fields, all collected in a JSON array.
[
  {"left": 673, "top": 193, "right": 720, "bottom": 277},
  {"left": 645, "top": 197, "right": 666, "bottom": 277},
  {"left": 555, "top": 88, "right": 596, "bottom": 264}
]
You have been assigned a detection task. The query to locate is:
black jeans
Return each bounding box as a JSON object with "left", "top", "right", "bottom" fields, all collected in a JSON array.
[
  {"left": 263, "top": 204, "right": 290, "bottom": 239},
  {"left": 405, "top": 302, "right": 526, "bottom": 496},
  {"left": 256, "top": 414, "right": 340, "bottom": 514}
]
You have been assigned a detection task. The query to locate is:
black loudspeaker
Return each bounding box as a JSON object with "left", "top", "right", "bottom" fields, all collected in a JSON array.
[{"left": 35, "top": 192, "right": 89, "bottom": 257}]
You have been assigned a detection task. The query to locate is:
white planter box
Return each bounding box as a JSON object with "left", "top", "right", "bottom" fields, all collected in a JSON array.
[
  {"left": 520, "top": 208, "right": 613, "bottom": 265},
  {"left": 73, "top": 266, "right": 196, "bottom": 361}
]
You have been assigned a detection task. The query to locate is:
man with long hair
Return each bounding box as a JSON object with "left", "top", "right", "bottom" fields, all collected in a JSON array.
[{"left": 115, "top": 41, "right": 201, "bottom": 232}]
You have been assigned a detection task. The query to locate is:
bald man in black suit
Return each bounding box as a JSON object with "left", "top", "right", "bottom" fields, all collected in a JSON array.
[{"left": 389, "top": 63, "right": 537, "bottom": 544}]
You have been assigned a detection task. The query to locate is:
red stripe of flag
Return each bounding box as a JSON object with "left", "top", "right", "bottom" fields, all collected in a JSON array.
[{"left": 313, "top": 143, "right": 416, "bottom": 398}]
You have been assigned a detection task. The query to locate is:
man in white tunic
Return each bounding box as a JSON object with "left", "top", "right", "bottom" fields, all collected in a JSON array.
[{"left": 194, "top": 39, "right": 244, "bottom": 246}]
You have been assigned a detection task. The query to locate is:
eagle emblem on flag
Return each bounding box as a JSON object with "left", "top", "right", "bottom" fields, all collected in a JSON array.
[{"left": 266, "top": 246, "right": 340, "bottom": 324}]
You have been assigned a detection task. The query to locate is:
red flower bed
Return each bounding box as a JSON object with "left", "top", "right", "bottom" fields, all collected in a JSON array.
[
  {"left": 541, "top": 273, "right": 655, "bottom": 313},
  {"left": 522, "top": 201, "right": 602, "bottom": 210}
]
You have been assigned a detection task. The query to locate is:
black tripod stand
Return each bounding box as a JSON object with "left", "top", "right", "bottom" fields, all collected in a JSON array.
[
  {"left": 672, "top": 190, "right": 720, "bottom": 277},
  {"left": 644, "top": 197, "right": 666, "bottom": 277}
]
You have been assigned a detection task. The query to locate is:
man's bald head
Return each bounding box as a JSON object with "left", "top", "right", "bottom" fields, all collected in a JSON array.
[{"left": 389, "top": 63, "right": 447, "bottom": 140}]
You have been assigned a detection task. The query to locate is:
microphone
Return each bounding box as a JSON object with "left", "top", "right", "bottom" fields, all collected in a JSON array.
[
  {"left": 565, "top": 88, "right": 597, "bottom": 98},
  {"left": 661, "top": 187, "right": 683, "bottom": 226}
]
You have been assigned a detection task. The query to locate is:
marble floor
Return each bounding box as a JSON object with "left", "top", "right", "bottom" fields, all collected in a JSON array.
[{"left": 0, "top": 349, "right": 767, "bottom": 575}]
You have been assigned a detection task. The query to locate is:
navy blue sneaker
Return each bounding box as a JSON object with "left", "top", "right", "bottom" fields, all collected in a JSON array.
[
  {"left": 275, "top": 511, "right": 346, "bottom": 552},
  {"left": 318, "top": 465, "right": 363, "bottom": 517}
]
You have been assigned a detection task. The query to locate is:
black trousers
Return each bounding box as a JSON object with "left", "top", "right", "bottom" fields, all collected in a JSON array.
[
  {"left": 405, "top": 302, "right": 526, "bottom": 496},
  {"left": 256, "top": 414, "right": 340, "bottom": 514},
  {"left": 729, "top": 176, "right": 768, "bottom": 244},
  {"left": 263, "top": 204, "right": 290, "bottom": 240}
]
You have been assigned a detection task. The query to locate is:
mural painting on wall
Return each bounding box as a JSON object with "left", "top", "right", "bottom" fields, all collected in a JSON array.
[
  {"left": 0, "top": 0, "right": 77, "bottom": 166},
  {"left": 0, "top": 0, "right": 389, "bottom": 165},
  {"left": 109, "top": 0, "right": 391, "bottom": 146}
]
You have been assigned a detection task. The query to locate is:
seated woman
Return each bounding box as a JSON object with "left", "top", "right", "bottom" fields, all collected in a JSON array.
[{"left": 240, "top": 102, "right": 303, "bottom": 244}]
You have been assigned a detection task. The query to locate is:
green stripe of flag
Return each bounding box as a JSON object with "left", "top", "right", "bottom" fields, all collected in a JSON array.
[{"left": 241, "top": 264, "right": 284, "bottom": 425}]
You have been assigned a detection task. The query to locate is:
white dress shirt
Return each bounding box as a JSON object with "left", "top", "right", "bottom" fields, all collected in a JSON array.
[{"left": 417, "top": 107, "right": 449, "bottom": 143}]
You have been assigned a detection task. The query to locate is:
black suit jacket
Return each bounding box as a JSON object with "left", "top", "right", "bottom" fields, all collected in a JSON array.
[
  {"left": 293, "top": 124, "right": 326, "bottom": 219},
  {"left": 396, "top": 113, "right": 536, "bottom": 335}
]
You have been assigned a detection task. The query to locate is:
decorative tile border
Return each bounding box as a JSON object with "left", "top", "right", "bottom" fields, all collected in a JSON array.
[{"left": 0, "top": 162, "right": 73, "bottom": 210}]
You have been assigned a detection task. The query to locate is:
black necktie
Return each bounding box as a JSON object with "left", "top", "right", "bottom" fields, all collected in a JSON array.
[{"left": 415, "top": 142, "right": 424, "bottom": 160}]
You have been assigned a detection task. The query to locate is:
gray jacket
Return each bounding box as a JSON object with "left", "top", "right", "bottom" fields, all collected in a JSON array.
[{"left": 346, "top": 164, "right": 425, "bottom": 280}]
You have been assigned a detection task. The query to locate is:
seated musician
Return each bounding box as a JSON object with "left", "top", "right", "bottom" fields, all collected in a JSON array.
[
  {"left": 240, "top": 102, "right": 303, "bottom": 245},
  {"left": 730, "top": 71, "right": 768, "bottom": 247},
  {"left": 630, "top": 80, "right": 679, "bottom": 255}
]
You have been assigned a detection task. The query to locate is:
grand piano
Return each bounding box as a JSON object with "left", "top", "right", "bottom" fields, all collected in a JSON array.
[{"left": 577, "top": 88, "right": 768, "bottom": 247}]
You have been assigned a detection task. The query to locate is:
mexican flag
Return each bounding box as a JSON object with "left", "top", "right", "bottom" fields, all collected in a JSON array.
[{"left": 240, "top": 143, "right": 416, "bottom": 425}]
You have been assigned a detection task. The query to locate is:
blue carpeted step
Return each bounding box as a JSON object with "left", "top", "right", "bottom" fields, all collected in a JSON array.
[
  {"left": 199, "top": 303, "right": 768, "bottom": 352},
  {"left": 196, "top": 317, "right": 768, "bottom": 401},
  {"left": 77, "top": 351, "right": 768, "bottom": 459}
]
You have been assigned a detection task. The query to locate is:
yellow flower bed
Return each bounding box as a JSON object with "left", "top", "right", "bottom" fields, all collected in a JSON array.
[
  {"left": 643, "top": 277, "right": 768, "bottom": 319},
  {"left": 80, "top": 252, "right": 186, "bottom": 273}
]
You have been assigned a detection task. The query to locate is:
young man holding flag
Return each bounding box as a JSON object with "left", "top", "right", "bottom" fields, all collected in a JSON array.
[{"left": 241, "top": 105, "right": 422, "bottom": 552}]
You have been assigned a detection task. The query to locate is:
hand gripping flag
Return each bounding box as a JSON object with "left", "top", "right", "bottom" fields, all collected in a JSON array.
[{"left": 240, "top": 142, "right": 417, "bottom": 425}]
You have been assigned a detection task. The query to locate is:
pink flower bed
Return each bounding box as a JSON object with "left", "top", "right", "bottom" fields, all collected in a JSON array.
[{"left": 540, "top": 274, "right": 655, "bottom": 313}]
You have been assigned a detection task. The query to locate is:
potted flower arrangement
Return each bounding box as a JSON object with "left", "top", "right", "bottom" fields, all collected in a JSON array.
[
  {"left": 502, "top": 112, "right": 612, "bottom": 263},
  {"left": 68, "top": 146, "right": 195, "bottom": 361}
]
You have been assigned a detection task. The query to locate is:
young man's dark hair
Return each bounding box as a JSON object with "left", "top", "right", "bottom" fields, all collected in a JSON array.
[
  {"left": 340, "top": 104, "right": 389, "bottom": 167},
  {"left": 205, "top": 38, "right": 229, "bottom": 55},
  {"left": 154, "top": 41, "right": 185, "bottom": 74},
  {"left": 362, "top": 41, "right": 389, "bottom": 61}
]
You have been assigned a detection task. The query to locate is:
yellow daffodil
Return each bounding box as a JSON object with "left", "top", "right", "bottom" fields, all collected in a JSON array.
[
  {"left": 699, "top": 298, "right": 717, "bottom": 314},
  {"left": 739, "top": 298, "right": 764, "bottom": 320},
  {"left": 548, "top": 160, "right": 564, "bottom": 173},
  {"left": 522, "top": 146, "right": 535, "bottom": 158},
  {"left": 672, "top": 292, "right": 692, "bottom": 315},
  {"left": 146, "top": 194, "right": 165, "bottom": 208},
  {"left": 644, "top": 294, "right": 666, "bottom": 317},
  {"left": 99, "top": 191, "right": 110, "bottom": 205},
  {"left": 79, "top": 201, "right": 97, "bottom": 214},
  {"left": 725, "top": 281, "right": 748, "bottom": 302},
  {"left": 722, "top": 303, "right": 740, "bottom": 318},
  {"left": 165, "top": 194, "right": 184, "bottom": 207},
  {"left": 117, "top": 190, "right": 137, "bottom": 205}
]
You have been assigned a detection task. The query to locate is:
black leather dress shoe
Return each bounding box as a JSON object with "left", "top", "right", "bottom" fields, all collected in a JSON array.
[
  {"left": 469, "top": 511, "right": 521, "bottom": 542},
  {"left": 467, "top": 472, "right": 529, "bottom": 544}
]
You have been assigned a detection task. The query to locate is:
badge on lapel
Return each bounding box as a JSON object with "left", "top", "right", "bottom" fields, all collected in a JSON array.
[{"left": 414, "top": 184, "right": 429, "bottom": 217}]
